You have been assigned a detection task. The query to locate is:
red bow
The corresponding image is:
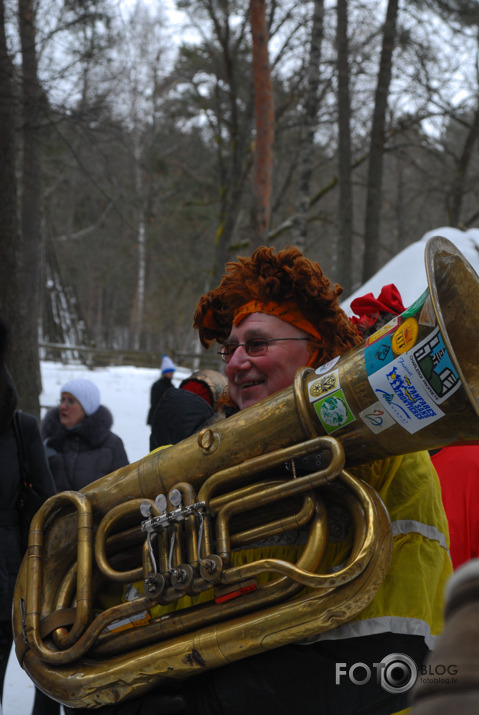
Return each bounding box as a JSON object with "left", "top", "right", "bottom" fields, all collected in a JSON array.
[{"left": 350, "top": 284, "right": 406, "bottom": 330}]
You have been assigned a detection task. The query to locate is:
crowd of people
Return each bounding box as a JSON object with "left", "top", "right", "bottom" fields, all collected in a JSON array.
[{"left": 2, "top": 242, "right": 477, "bottom": 715}]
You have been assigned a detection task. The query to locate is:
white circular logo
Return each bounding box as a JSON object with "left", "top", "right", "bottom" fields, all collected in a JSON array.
[
  {"left": 320, "top": 396, "right": 348, "bottom": 427},
  {"left": 379, "top": 653, "right": 417, "bottom": 694}
]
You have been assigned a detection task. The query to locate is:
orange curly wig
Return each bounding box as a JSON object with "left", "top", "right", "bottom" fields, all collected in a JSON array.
[{"left": 193, "top": 246, "right": 361, "bottom": 367}]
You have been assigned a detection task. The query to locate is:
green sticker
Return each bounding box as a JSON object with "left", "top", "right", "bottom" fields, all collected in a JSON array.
[
  {"left": 314, "top": 389, "right": 355, "bottom": 434},
  {"left": 401, "top": 288, "right": 429, "bottom": 319}
]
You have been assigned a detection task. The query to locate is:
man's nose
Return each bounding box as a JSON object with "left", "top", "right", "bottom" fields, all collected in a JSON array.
[{"left": 227, "top": 345, "right": 251, "bottom": 369}]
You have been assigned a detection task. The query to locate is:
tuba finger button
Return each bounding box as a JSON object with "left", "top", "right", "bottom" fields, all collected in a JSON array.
[
  {"left": 140, "top": 500, "right": 153, "bottom": 518},
  {"left": 155, "top": 494, "right": 168, "bottom": 514},
  {"left": 169, "top": 489, "right": 182, "bottom": 508}
]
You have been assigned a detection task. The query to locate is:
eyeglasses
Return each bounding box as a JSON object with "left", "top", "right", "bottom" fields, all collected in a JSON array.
[{"left": 218, "top": 337, "right": 310, "bottom": 363}]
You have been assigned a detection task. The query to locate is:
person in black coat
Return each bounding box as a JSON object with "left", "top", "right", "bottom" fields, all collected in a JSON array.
[
  {"left": 41, "top": 378, "right": 129, "bottom": 492},
  {"left": 32, "top": 378, "right": 129, "bottom": 715},
  {"left": 149, "top": 369, "right": 227, "bottom": 450},
  {"left": 0, "top": 320, "right": 56, "bottom": 712},
  {"left": 146, "top": 354, "right": 176, "bottom": 425}
]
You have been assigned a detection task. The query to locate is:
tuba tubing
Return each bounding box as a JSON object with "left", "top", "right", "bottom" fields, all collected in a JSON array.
[{"left": 13, "top": 236, "right": 479, "bottom": 708}]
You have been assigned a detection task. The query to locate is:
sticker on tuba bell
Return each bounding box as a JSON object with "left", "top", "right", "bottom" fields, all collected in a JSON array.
[
  {"left": 313, "top": 389, "right": 355, "bottom": 434},
  {"left": 391, "top": 317, "right": 419, "bottom": 355},
  {"left": 409, "top": 326, "right": 461, "bottom": 404},
  {"left": 314, "top": 355, "right": 340, "bottom": 376},
  {"left": 418, "top": 294, "right": 436, "bottom": 327},
  {"left": 308, "top": 369, "right": 340, "bottom": 401},
  {"left": 359, "top": 401, "right": 396, "bottom": 434},
  {"left": 367, "top": 352, "right": 444, "bottom": 434},
  {"left": 365, "top": 316, "right": 400, "bottom": 347}
]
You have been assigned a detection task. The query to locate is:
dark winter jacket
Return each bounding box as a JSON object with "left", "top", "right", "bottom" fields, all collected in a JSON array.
[
  {"left": 0, "top": 368, "right": 56, "bottom": 621},
  {"left": 149, "top": 387, "right": 215, "bottom": 451},
  {"left": 146, "top": 375, "right": 173, "bottom": 425},
  {"left": 41, "top": 405, "right": 129, "bottom": 492}
]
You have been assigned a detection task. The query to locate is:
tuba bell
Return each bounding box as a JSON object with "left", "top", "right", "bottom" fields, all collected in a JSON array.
[{"left": 12, "top": 236, "right": 479, "bottom": 709}]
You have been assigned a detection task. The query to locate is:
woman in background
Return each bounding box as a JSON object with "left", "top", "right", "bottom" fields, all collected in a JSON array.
[
  {"left": 32, "top": 378, "right": 129, "bottom": 714},
  {"left": 41, "top": 378, "right": 129, "bottom": 492}
]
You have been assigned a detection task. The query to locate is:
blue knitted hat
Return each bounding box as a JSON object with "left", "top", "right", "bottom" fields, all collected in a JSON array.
[{"left": 161, "top": 355, "right": 176, "bottom": 374}]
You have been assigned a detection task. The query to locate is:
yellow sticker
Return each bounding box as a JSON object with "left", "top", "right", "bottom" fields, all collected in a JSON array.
[
  {"left": 308, "top": 370, "right": 339, "bottom": 400},
  {"left": 391, "top": 318, "right": 418, "bottom": 354},
  {"left": 365, "top": 316, "right": 400, "bottom": 346}
]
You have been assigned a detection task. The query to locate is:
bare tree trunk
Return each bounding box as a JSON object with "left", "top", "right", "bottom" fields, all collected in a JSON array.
[
  {"left": 362, "top": 0, "right": 399, "bottom": 283},
  {"left": 336, "top": 0, "right": 353, "bottom": 293},
  {"left": 17, "top": 0, "right": 43, "bottom": 417},
  {"left": 212, "top": 178, "right": 251, "bottom": 285},
  {"left": 190, "top": 1, "right": 254, "bottom": 286},
  {"left": 447, "top": 103, "right": 479, "bottom": 226},
  {"left": 0, "top": 0, "right": 21, "bottom": 335},
  {"left": 249, "top": 0, "right": 274, "bottom": 248},
  {"left": 291, "top": 0, "right": 324, "bottom": 253}
]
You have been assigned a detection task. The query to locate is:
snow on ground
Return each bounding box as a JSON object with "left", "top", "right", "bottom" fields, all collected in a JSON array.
[{"left": 4, "top": 227, "right": 479, "bottom": 713}]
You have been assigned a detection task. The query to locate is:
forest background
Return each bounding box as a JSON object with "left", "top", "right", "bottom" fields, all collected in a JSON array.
[{"left": 1, "top": 0, "right": 479, "bottom": 420}]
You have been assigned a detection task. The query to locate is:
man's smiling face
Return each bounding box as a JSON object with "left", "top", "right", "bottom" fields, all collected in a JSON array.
[{"left": 224, "top": 312, "right": 311, "bottom": 410}]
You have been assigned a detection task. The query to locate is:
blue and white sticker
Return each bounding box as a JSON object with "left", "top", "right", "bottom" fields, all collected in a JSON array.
[
  {"left": 364, "top": 334, "right": 395, "bottom": 376},
  {"left": 408, "top": 326, "right": 460, "bottom": 404},
  {"left": 367, "top": 353, "right": 444, "bottom": 434}
]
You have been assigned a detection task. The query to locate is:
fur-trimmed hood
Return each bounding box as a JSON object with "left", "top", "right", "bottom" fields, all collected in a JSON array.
[
  {"left": 41, "top": 404, "right": 115, "bottom": 450},
  {"left": 41, "top": 404, "right": 128, "bottom": 493}
]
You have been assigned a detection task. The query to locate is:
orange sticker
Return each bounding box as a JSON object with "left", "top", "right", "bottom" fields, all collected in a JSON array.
[
  {"left": 391, "top": 318, "right": 418, "bottom": 354},
  {"left": 419, "top": 295, "right": 436, "bottom": 327}
]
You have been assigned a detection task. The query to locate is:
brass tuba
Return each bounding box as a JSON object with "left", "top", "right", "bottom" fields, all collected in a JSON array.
[{"left": 12, "top": 236, "right": 479, "bottom": 709}]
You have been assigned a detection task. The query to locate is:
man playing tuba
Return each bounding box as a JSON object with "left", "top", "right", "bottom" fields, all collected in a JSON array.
[{"left": 58, "top": 245, "right": 450, "bottom": 715}]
